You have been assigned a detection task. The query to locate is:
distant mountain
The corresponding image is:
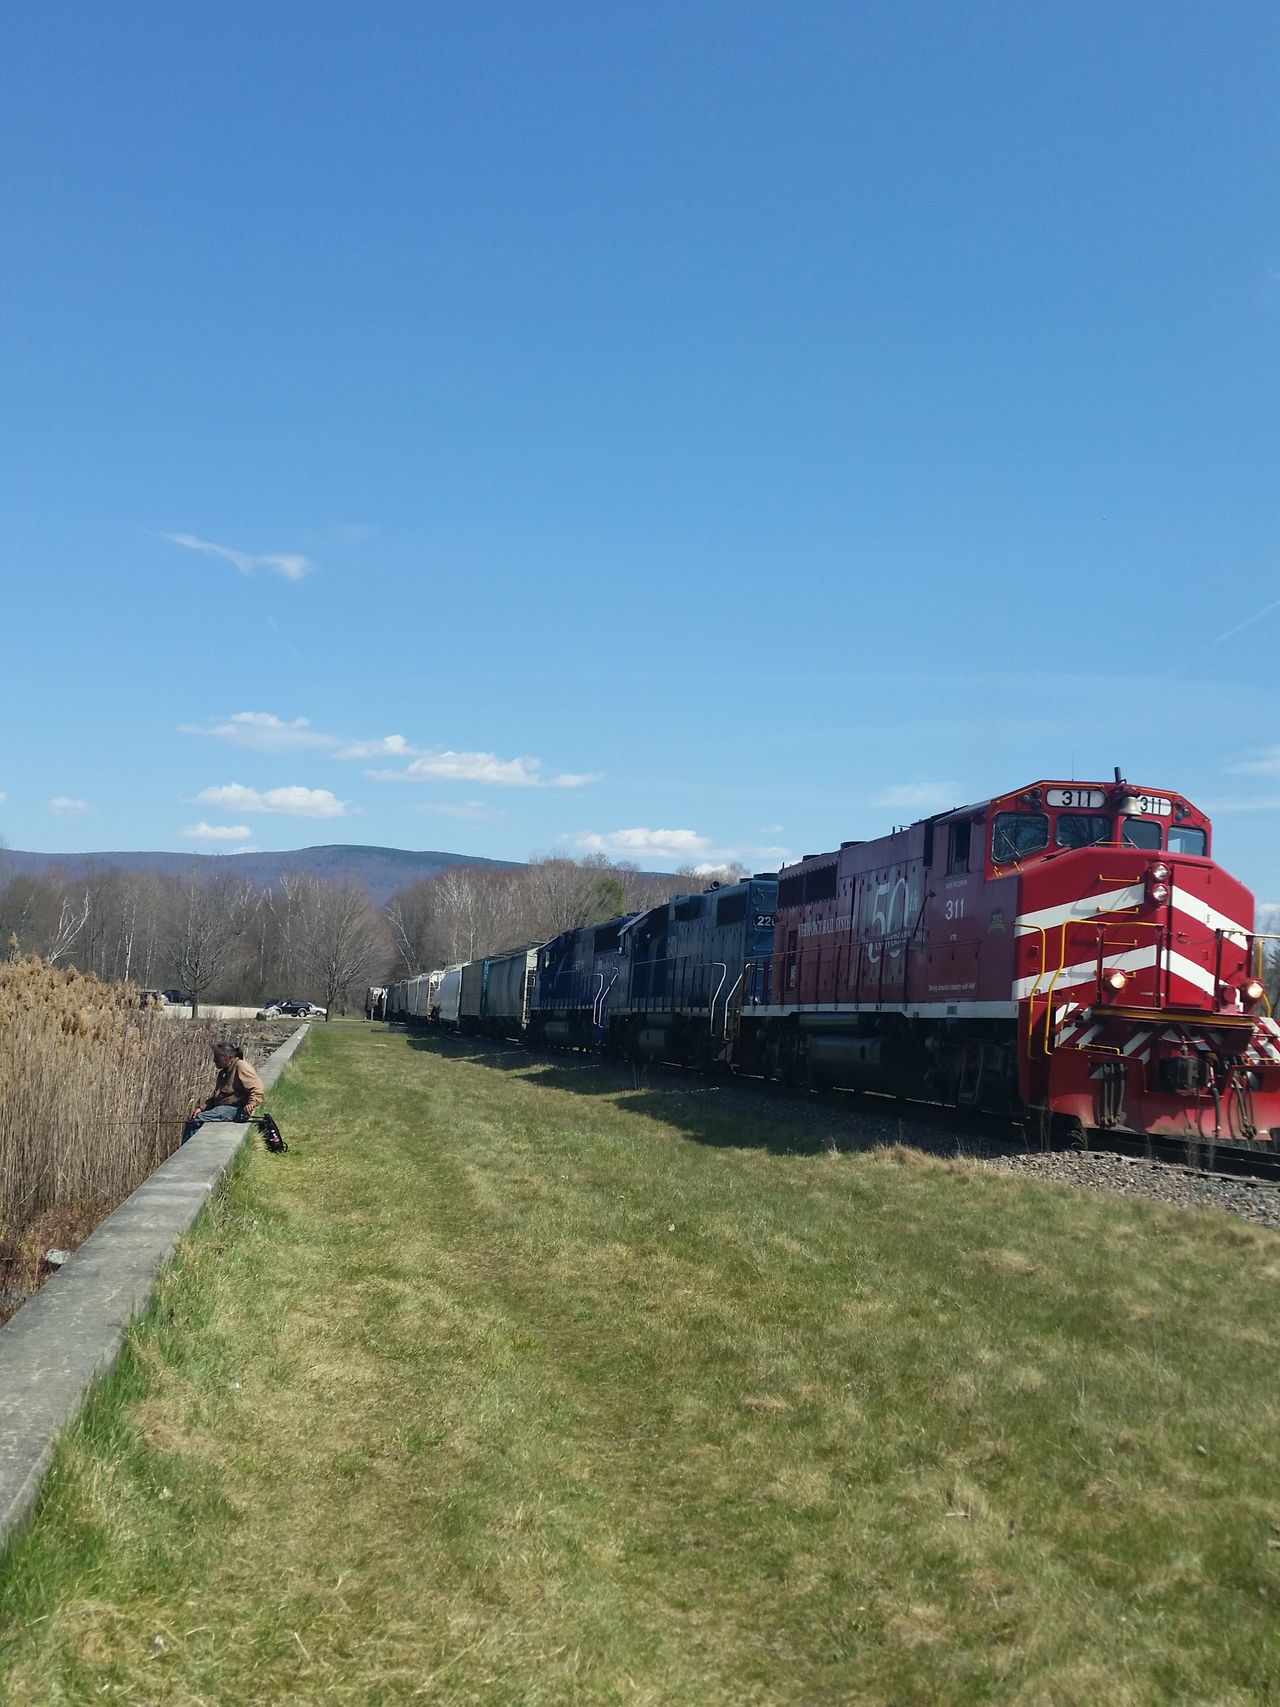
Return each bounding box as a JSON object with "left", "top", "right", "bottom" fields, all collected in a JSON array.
[{"left": 0, "top": 844, "right": 519, "bottom": 908}]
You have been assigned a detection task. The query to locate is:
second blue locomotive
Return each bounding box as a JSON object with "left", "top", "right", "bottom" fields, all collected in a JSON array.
[{"left": 392, "top": 872, "right": 777, "bottom": 1069}]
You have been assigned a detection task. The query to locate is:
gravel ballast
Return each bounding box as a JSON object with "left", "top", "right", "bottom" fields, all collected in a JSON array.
[{"left": 982, "top": 1147, "right": 1280, "bottom": 1230}]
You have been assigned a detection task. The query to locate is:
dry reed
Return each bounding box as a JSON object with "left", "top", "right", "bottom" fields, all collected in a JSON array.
[{"left": 0, "top": 956, "right": 274, "bottom": 1316}]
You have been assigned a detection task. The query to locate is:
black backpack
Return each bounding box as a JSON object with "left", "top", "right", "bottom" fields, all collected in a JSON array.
[{"left": 260, "top": 1111, "right": 288, "bottom": 1153}]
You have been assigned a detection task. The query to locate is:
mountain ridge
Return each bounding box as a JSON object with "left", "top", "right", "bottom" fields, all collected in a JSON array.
[{"left": 0, "top": 844, "right": 520, "bottom": 908}]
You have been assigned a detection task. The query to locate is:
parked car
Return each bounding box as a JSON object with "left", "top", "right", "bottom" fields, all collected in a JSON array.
[{"left": 162, "top": 988, "right": 192, "bottom": 1005}]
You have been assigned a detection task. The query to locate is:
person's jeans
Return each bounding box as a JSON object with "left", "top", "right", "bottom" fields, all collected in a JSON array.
[{"left": 181, "top": 1104, "right": 245, "bottom": 1145}]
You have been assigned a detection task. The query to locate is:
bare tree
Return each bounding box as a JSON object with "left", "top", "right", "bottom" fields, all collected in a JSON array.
[
  {"left": 45, "top": 890, "right": 91, "bottom": 965},
  {"left": 167, "top": 872, "right": 259, "bottom": 1015},
  {"left": 386, "top": 877, "right": 442, "bottom": 975},
  {"left": 301, "top": 878, "right": 389, "bottom": 1017},
  {"left": 674, "top": 861, "right": 749, "bottom": 887}
]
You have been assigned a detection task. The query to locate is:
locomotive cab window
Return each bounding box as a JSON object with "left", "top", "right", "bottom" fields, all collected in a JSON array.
[
  {"left": 1168, "top": 824, "right": 1207, "bottom": 856},
  {"left": 1121, "top": 818, "right": 1162, "bottom": 851},
  {"left": 991, "top": 811, "right": 1049, "bottom": 863},
  {"left": 1055, "top": 813, "right": 1113, "bottom": 849},
  {"left": 948, "top": 821, "right": 971, "bottom": 874}
]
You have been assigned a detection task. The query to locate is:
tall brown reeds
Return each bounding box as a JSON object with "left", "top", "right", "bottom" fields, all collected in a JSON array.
[{"left": 0, "top": 956, "right": 273, "bottom": 1312}]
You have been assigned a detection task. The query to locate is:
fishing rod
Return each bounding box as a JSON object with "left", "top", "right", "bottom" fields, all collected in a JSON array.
[{"left": 39, "top": 1112, "right": 289, "bottom": 1152}]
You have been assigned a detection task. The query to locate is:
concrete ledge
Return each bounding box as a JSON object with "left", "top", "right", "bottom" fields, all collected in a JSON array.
[{"left": 0, "top": 1022, "right": 312, "bottom": 1551}]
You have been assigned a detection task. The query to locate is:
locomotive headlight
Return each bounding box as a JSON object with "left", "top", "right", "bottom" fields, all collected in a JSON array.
[
  {"left": 1148, "top": 882, "right": 1169, "bottom": 904},
  {"left": 1105, "top": 969, "right": 1129, "bottom": 992},
  {"left": 1244, "top": 979, "right": 1266, "bottom": 1003},
  {"left": 1150, "top": 863, "right": 1169, "bottom": 883}
]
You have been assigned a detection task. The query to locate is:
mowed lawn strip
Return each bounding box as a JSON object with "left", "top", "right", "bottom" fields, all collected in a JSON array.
[{"left": 0, "top": 1024, "right": 1277, "bottom": 1706}]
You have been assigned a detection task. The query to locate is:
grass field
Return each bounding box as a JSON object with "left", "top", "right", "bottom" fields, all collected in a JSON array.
[{"left": 1, "top": 1024, "right": 1278, "bottom": 1705}]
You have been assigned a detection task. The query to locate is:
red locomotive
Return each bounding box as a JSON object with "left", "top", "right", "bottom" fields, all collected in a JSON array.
[{"left": 738, "top": 776, "right": 1280, "bottom": 1144}]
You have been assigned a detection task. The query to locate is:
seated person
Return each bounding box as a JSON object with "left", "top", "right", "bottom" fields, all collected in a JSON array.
[{"left": 182, "top": 1043, "right": 264, "bottom": 1144}]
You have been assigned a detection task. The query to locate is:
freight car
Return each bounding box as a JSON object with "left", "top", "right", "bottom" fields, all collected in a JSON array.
[
  {"left": 434, "top": 964, "right": 464, "bottom": 1030},
  {"left": 385, "top": 970, "right": 440, "bottom": 1025},
  {"left": 476, "top": 944, "right": 539, "bottom": 1040}
]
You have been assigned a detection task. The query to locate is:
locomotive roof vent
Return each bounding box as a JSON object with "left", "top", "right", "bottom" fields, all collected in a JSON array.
[{"left": 840, "top": 840, "right": 863, "bottom": 849}]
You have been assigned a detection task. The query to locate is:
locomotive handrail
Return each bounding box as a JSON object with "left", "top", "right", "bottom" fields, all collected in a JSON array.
[
  {"left": 719, "top": 969, "right": 744, "bottom": 1038},
  {"left": 1029, "top": 915, "right": 1168, "bottom": 1055},
  {"left": 1038, "top": 920, "right": 1080, "bottom": 1052},
  {"left": 1021, "top": 921, "right": 1049, "bottom": 1054},
  {"left": 1247, "top": 932, "right": 1280, "bottom": 1015},
  {"left": 1213, "top": 927, "right": 1277, "bottom": 1017},
  {"left": 707, "top": 962, "right": 729, "bottom": 1039}
]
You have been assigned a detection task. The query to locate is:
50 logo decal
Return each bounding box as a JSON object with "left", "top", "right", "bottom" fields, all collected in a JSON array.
[{"left": 863, "top": 877, "right": 920, "bottom": 966}]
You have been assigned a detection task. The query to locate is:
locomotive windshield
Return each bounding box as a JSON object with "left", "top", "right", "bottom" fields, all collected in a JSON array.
[
  {"left": 1055, "top": 813, "right": 1112, "bottom": 849},
  {"left": 1122, "top": 818, "right": 1162, "bottom": 850},
  {"left": 993, "top": 805, "right": 1209, "bottom": 862},
  {"left": 991, "top": 811, "right": 1049, "bottom": 862},
  {"left": 1168, "top": 824, "right": 1207, "bottom": 856}
]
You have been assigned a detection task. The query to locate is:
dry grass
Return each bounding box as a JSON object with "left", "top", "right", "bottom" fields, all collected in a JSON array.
[{"left": 0, "top": 955, "right": 282, "bottom": 1319}]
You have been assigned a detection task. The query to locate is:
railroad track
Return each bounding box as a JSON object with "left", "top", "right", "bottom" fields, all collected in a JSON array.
[{"left": 1085, "top": 1129, "right": 1280, "bottom": 1183}]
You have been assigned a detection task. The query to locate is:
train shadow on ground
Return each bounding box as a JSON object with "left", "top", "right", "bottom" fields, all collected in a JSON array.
[{"left": 388, "top": 1025, "right": 1022, "bottom": 1163}]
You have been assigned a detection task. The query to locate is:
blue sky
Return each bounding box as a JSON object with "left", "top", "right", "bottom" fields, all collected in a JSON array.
[{"left": 2, "top": 2, "right": 1278, "bottom": 893}]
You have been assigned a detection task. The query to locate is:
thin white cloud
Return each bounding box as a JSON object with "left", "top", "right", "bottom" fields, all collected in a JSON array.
[
  {"left": 417, "top": 800, "right": 500, "bottom": 821},
  {"left": 573, "top": 828, "right": 789, "bottom": 869},
  {"left": 48, "top": 796, "right": 90, "bottom": 815},
  {"left": 871, "top": 782, "right": 959, "bottom": 813},
  {"left": 335, "top": 734, "right": 416, "bottom": 760},
  {"left": 1216, "top": 597, "right": 1280, "bottom": 644},
  {"left": 180, "top": 712, "right": 334, "bottom": 754},
  {"left": 370, "top": 751, "right": 545, "bottom": 787},
  {"left": 1201, "top": 796, "right": 1280, "bottom": 813},
  {"left": 1232, "top": 746, "right": 1280, "bottom": 779},
  {"left": 576, "top": 828, "right": 713, "bottom": 860},
  {"left": 369, "top": 750, "right": 600, "bottom": 787},
  {"left": 0, "top": 791, "right": 7, "bottom": 804},
  {"left": 181, "top": 821, "right": 255, "bottom": 841},
  {"left": 183, "top": 713, "right": 599, "bottom": 789},
  {"left": 164, "top": 532, "right": 316, "bottom": 581},
  {"left": 194, "top": 783, "right": 348, "bottom": 818}
]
